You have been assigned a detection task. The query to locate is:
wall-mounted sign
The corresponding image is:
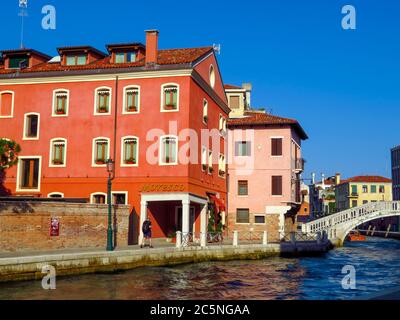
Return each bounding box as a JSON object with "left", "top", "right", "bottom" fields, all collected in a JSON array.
[
  {"left": 141, "top": 184, "right": 185, "bottom": 193},
  {"left": 50, "top": 218, "right": 60, "bottom": 237}
]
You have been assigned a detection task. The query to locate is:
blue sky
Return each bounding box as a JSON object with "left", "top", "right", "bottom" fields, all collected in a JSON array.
[{"left": 1, "top": 0, "right": 399, "bottom": 181}]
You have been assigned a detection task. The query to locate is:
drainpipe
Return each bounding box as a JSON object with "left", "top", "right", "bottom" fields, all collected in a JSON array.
[{"left": 113, "top": 76, "right": 119, "bottom": 163}]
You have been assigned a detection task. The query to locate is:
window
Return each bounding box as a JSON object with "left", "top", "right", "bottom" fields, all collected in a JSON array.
[
  {"left": 351, "top": 185, "right": 358, "bottom": 195},
  {"left": 162, "top": 84, "right": 179, "bottom": 111},
  {"left": 18, "top": 157, "right": 40, "bottom": 191},
  {"left": 371, "top": 185, "right": 377, "bottom": 193},
  {"left": 362, "top": 185, "right": 368, "bottom": 193},
  {"left": 115, "top": 52, "right": 136, "bottom": 63},
  {"left": 160, "top": 136, "right": 178, "bottom": 165},
  {"left": 255, "top": 215, "right": 266, "bottom": 224},
  {"left": 122, "top": 137, "right": 138, "bottom": 166},
  {"left": 23, "top": 113, "right": 39, "bottom": 139},
  {"left": 208, "top": 150, "right": 213, "bottom": 174},
  {"left": 112, "top": 192, "right": 128, "bottom": 205},
  {"left": 379, "top": 185, "right": 385, "bottom": 193},
  {"left": 50, "top": 139, "right": 67, "bottom": 167},
  {"left": 95, "top": 88, "right": 111, "bottom": 114},
  {"left": 229, "top": 96, "right": 240, "bottom": 109},
  {"left": 66, "top": 55, "right": 87, "bottom": 66},
  {"left": 123, "top": 86, "right": 139, "bottom": 113},
  {"left": 236, "top": 209, "right": 250, "bottom": 224},
  {"left": 201, "top": 146, "right": 207, "bottom": 171},
  {"left": 0, "top": 91, "right": 14, "bottom": 118},
  {"left": 91, "top": 193, "right": 106, "bottom": 204},
  {"left": 219, "top": 115, "right": 226, "bottom": 134},
  {"left": 272, "top": 176, "right": 283, "bottom": 196},
  {"left": 209, "top": 65, "right": 216, "bottom": 89},
  {"left": 271, "top": 138, "right": 283, "bottom": 156},
  {"left": 48, "top": 192, "right": 64, "bottom": 198},
  {"left": 363, "top": 200, "right": 368, "bottom": 205},
  {"left": 53, "top": 90, "right": 69, "bottom": 116},
  {"left": 235, "top": 141, "right": 251, "bottom": 157},
  {"left": 352, "top": 200, "right": 358, "bottom": 208},
  {"left": 93, "top": 138, "right": 109, "bottom": 166},
  {"left": 218, "top": 154, "right": 226, "bottom": 177},
  {"left": 238, "top": 180, "right": 248, "bottom": 196},
  {"left": 9, "top": 55, "right": 29, "bottom": 69},
  {"left": 203, "top": 100, "right": 208, "bottom": 124}
]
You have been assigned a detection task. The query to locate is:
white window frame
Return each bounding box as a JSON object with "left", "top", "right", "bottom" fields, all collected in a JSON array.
[
  {"left": 23, "top": 112, "right": 40, "bottom": 141},
  {"left": 48, "top": 192, "right": 64, "bottom": 198},
  {"left": 0, "top": 91, "right": 15, "bottom": 118},
  {"left": 111, "top": 191, "right": 129, "bottom": 205},
  {"left": 159, "top": 135, "right": 178, "bottom": 166},
  {"left": 122, "top": 85, "right": 140, "bottom": 114},
  {"left": 120, "top": 136, "right": 139, "bottom": 167},
  {"left": 92, "top": 137, "right": 110, "bottom": 167},
  {"left": 201, "top": 146, "right": 207, "bottom": 172},
  {"left": 49, "top": 138, "right": 67, "bottom": 168},
  {"left": 218, "top": 153, "right": 226, "bottom": 178},
  {"left": 202, "top": 99, "right": 208, "bottom": 124},
  {"left": 271, "top": 136, "right": 284, "bottom": 158},
  {"left": 90, "top": 192, "right": 108, "bottom": 204},
  {"left": 16, "top": 156, "right": 42, "bottom": 193},
  {"left": 208, "top": 150, "right": 213, "bottom": 175},
  {"left": 219, "top": 114, "right": 227, "bottom": 135},
  {"left": 254, "top": 214, "right": 267, "bottom": 225},
  {"left": 52, "top": 89, "right": 70, "bottom": 117},
  {"left": 160, "top": 83, "right": 180, "bottom": 112},
  {"left": 94, "top": 87, "right": 112, "bottom": 116}
]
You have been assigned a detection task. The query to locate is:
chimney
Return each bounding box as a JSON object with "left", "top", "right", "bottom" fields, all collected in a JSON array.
[
  {"left": 145, "top": 29, "right": 159, "bottom": 65},
  {"left": 321, "top": 173, "right": 325, "bottom": 187},
  {"left": 335, "top": 173, "right": 341, "bottom": 186},
  {"left": 311, "top": 173, "right": 315, "bottom": 185}
]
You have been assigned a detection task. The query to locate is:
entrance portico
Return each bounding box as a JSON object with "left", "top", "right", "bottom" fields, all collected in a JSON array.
[{"left": 139, "top": 193, "right": 208, "bottom": 246}]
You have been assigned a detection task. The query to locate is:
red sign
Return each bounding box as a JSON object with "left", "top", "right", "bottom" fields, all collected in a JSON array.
[{"left": 50, "top": 218, "right": 60, "bottom": 237}]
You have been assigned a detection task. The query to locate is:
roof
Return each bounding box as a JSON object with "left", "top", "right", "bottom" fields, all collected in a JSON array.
[
  {"left": 224, "top": 84, "right": 243, "bottom": 90},
  {"left": 227, "top": 112, "right": 308, "bottom": 140},
  {"left": 0, "top": 47, "right": 213, "bottom": 76},
  {"left": 339, "top": 176, "right": 392, "bottom": 185},
  {"left": 0, "top": 48, "right": 52, "bottom": 60},
  {"left": 57, "top": 46, "right": 107, "bottom": 57}
]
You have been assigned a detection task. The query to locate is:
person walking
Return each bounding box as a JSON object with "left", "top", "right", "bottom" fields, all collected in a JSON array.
[{"left": 140, "top": 217, "right": 153, "bottom": 248}]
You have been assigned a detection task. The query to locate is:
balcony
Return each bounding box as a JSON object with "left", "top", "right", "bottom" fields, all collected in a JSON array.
[{"left": 293, "top": 158, "right": 305, "bottom": 172}]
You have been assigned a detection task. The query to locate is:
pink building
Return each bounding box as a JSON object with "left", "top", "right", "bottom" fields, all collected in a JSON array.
[{"left": 227, "top": 110, "right": 308, "bottom": 242}]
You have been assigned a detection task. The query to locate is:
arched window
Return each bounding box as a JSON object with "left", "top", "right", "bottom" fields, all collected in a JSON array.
[
  {"left": 159, "top": 135, "right": 178, "bottom": 165},
  {"left": 52, "top": 89, "right": 69, "bottom": 116},
  {"left": 90, "top": 192, "right": 107, "bottom": 204},
  {"left": 48, "top": 192, "right": 64, "bottom": 198},
  {"left": 203, "top": 99, "right": 208, "bottom": 124},
  {"left": 49, "top": 138, "right": 67, "bottom": 167},
  {"left": 121, "top": 136, "right": 139, "bottom": 166},
  {"left": 94, "top": 87, "right": 112, "bottom": 115},
  {"left": 92, "top": 137, "right": 110, "bottom": 166},
  {"left": 161, "top": 84, "right": 179, "bottom": 112},
  {"left": 23, "top": 113, "right": 40, "bottom": 140},
  {"left": 0, "top": 91, "right": 14, "bottom": 118},
  {"left": 123, "top": 86, "right": 140, "bottom": 113},
  {"left": 209, "top": 65, "right": 216, "bottom": 89}
]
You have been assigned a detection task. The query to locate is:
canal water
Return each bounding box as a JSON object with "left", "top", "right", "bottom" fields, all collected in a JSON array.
[{"left": 1, "top": 237, "right": 400, "bottom": 300}]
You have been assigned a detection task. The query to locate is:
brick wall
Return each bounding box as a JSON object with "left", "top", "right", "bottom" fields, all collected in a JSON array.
[
  {"left": 0, "top": 201, "right": 132, "bottom": 253},
  {"left": 227, "top": 212, "right": 280, "bottom": 242}
]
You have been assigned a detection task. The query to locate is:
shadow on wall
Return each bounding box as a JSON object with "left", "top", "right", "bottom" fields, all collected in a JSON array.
[
  {"left": 0, "top": 170, "right": 10, "bottom": 197},
  {"left": 128, "top": 208, "right": 139, "bottom": 245}
]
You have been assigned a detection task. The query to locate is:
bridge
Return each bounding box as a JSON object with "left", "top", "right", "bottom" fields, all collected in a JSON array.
[{"left": 302, "top": 201, "right": 400, "bottom": 246}]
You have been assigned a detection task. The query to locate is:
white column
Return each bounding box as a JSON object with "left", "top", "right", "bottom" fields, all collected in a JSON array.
[
  {"left": 138, "top": 200, "right": 147, "bottom": 245},
  {"left": 233, "top": 231, "right": 238, "bottom": 246},
  {"left": 182, "top": 199, "right": 190, "bottom": 246},
  {"left": 200, "top": 204, "right": 208, "bottom": 247},
  {"left": 176, "top": 231, "right": 182, "bottom": 248},
  {"left": 263, "top": 231, "right": 268, "bottom": 245}
]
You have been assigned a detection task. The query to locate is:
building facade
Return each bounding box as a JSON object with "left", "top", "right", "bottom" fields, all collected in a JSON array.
[
  {"left": 0, "top": 30, "right": 229, "bottom": 244},
  {"left": 309, "top": 173, "right": 338, "bottom": 219},
  {"left": 335, "top": 176, "right": 392, "bottom": 211},
  {"left": 226, "top": 87, "right": 308, "bottom": 241},
  {"left": 392, "top": 146, "right": 400, "bottom": 201}
]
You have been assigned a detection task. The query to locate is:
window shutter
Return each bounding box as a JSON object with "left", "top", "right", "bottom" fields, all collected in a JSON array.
[
  {"left": 235, "top": 142, "right": 240, "bottom": 156},
  {"left": 277, "top": 139, "right": 282, "bottom": 156},
  {"left": 246, "top": 142, "right": 251, "bottom": 156}
]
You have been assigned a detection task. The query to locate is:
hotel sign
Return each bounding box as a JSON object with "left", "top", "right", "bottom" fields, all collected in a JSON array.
[{"left": 141, "top": 184, "right": 185, "bottom": 193}]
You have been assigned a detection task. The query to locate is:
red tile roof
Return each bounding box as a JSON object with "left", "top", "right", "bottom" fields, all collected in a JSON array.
[
  {"left": 0, "top": 47, "right": 213, "bottom": 75},
  {"left": 228, "top": 112, "right": 308, "bottom": 140},
  {"left": 340, "top": 176, "right": 392, "bottom": 184},
  {"left": 224, "top": 84, "right": 242, "bottom": 89}
]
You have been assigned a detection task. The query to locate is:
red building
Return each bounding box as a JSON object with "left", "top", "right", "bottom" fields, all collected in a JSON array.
[{"left": 0, "top": 30, "right": 229, "bottom": 244}]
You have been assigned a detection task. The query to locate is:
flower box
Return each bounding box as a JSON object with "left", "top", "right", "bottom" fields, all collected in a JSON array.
[
  {"left": 98, "top": 107, "right": 108, "bottom": 113},
  {"left": 219, "top": 170, "right": 225, "bottom": 177},
  {"left": 164, "top": 104, "right": 177, "bottom": 110},
  {"left": 127, "top": 106, "right": 138, "bottom": 112},
  {"left": 96, "top": 160, "right": 106, "bottom": 165},
  {"left": 209, "top": 167, "right": 214, "bottom": 174},
  {"left": 56, "top": 110, "right": 65, "bottom": 115},
  {"left": 52, "top": 160, "right": 64, "bottom": 165},
  {"left": 125, "top": 159, "right": 136, "bottom": 165}
]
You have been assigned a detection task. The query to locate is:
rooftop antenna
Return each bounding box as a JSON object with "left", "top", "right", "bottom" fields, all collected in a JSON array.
[
  {"left": 18, "top": 0, "right": 28, "bottom": 49},
  {"left": 213, "top": 43, "right": 221, "bottom": 55}
]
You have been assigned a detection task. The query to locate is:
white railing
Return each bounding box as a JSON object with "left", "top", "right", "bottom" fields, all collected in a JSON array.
[{"left": 303, "top": 201, "right": 400, "bottom": 235}]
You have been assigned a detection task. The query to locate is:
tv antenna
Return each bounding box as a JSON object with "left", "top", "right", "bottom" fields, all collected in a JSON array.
[
  {"left": 18, "top": 0, "right": 28, "bottom": 49},
  {"left": 213, "top": 43, "right": 221, "bottom": 55}
]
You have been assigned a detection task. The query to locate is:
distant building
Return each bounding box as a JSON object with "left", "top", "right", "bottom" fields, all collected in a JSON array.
[
  {"left": 224, "top": 84, "right": 252, "bottom": 118},
  {"left": 335, "top": 176, "right": 392, "bottom": 211},
  {"left": 392, "top": 146, "right": 400, "bottom": 201},
  {"left": 309, "top": 173, "right": 339, "bottom": 219}
]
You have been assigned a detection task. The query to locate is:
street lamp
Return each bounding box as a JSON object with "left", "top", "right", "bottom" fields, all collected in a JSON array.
[{"left": 106, "top": 159, "right": 115, "bottom": 251}]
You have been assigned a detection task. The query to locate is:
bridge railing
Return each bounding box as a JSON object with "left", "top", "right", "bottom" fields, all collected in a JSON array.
[{"left": 303, "top": 201, "right": 400, "bottom": 235}]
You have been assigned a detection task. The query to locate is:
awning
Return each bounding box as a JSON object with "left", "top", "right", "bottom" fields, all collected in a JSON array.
[{"left": 209, "top": 194, "right": 226, "bottom": 212}]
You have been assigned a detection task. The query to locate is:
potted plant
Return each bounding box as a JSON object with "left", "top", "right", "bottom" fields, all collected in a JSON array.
[
  {"left": 166, "top": 231, "right": 177, "bottom": 243},
  {"left": 127, "top": 105, "right": 137, "bottom": 112},
  {"left": 125, "top": 157, "right": 136, "bottom": 164},
  {"left": 96, "top": 159, "right": 105, "bottom": 165},
  {"left": 52, "top": 160, "right": 64, "bottom": 165},
  {"left": 219, "top": 169, "right": 225, "bottom": 177},
  {"left": 209, "top": 167, "right": 214, "bottom": 174},
  {"left": 98, "top": 106, "right": 108, "bottom": 113},
  {"left": 202, "top": 164, "right": 207, "bottom": 171},
  {"left": 164, "top": 104, "right": 176, "bottom": 110},
  {"left": 56, "top": 109, "right": 65, "bottom": 115},
  {"left": 203, "top": 115, "right": 208, "bottom": 123}
]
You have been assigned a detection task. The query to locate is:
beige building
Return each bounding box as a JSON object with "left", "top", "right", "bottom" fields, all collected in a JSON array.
[
  {"left": 224, "top": 83, "right": 252, "bottom": 117},
  {"left": 335, "top": 175, "right": 392, "bottom": 211}
]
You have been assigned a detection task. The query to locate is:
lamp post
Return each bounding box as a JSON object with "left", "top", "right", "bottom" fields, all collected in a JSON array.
[{"left": 106, "top": 159, "right": 115, "bottom": 251}]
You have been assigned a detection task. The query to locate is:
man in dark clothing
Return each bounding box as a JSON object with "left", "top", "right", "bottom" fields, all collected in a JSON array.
[{"left": 140, "top": 217, "right": 153, "bottom": 248}]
